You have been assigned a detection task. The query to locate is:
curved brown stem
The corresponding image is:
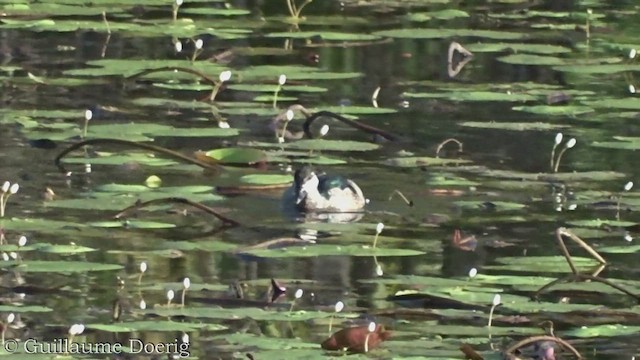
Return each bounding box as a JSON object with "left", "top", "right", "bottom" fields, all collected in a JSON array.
[
  {"left": 504, "top": 335, "right": 582, "bottom": 359},
  {"left": 435, "top": 138, "right": 463, "bottom": 158},
  {"left": 127, "top": 66, "right": 218, "bottom": 86},
  {"left": 555, "top": 227, "right": 579, "bottom": 275},
  {"left": 302, "top": 109, "right": 400, "bottom": 141},
  {"left": 113, "top": 197, "right": 240, "bottom": 227},
  {"left": 54, "top": 138, "right": 223, "bottom": 174},
  {"left": 534, "top": 272, "right": 640, "bottom": 303},
  {"left": 557, "top": 227, "right": 607, "bottom": 265}
]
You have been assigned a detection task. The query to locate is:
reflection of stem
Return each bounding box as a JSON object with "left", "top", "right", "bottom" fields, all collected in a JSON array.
[
  {"left": 328, "top": 316, "right": 334, "bottom": 335},
  {"left": 435, "top": 138, "right": 463, "bottom": 158},
  {"left": 550, "top": 142, "right": 559, "bottom": 171},
  {"left": 101, "top": 12, "right": 111, "bottom": 58},
  {"left": 505, "top": 335, "right": 582, "bottom": 359}
]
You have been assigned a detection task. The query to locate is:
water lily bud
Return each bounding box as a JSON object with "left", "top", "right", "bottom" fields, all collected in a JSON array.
[
  {"left": 625, "top": 181, "right": 633, "bottom": 191},
  {"left": 566, "top": 138, "right": 577, "bottom": 148},
  {"left": 140, "top": 262, "right": 147, "bottom": 273},
  {"left": 285, "top": 109, "right": 294, "bottom": 121},
  {"left": 554, "top": 132, "right": 563, "bottom": 145},
  {"left": 367, "top": 322, "right": 376, "bottom": 332},
  {"left": 320, "top": 124, "right": 330, "bottom": 137},
  {"left": 18, "top": 236, "right": 27, "bottom": 247},
  {"left": 218, "top": 121, "right": 230, "bottom": 129},
  {"left": 167, "top": 290, "right": 175, "bottom": 301},
  {"left": 1, "top": 253, "right": 8, "bottom": 261},
  {"left": 625, "top": 233, "right": 633, "bottom": 242},
  {"left": 139, "top": 299, "right": 146, "bottom": 310},
  {"left": 9, "top": 252, "right": 17, "bottom": 260},
  {"left": 1, "top": 181, "right": 9, "bottom": 193},
  {"left": 278, "top": 74, "right": 287, "bottom": 86},
  {"left": 567, "top": 203, "right": 577, "bottom": 211},
  {"left": 69, "top": 324, "right": 85, "bottom": 335},
  {"left": 7, "top": 313, "right": 15, "bottom": 324},
  {"left": 182, "top": 333, "right": 189, "bottom": 344},
  {"left": 630, "top": 84, "right": 636, "bottom": 94},
  {"left": 175, "top": 0, "right": 183, "bottom": 6},
  {"left": 9, "top": 183, "right": 19, "bottom": 194},
  {"left": 587, "top": 8, "right": 592, "bottom": 14},
  {"left": 468, "top": 267, "right": 478, "bottom": 278},
  {"left": 183, "top": 277, "right": 191, "bottom": 289},
  {"left": 375, "top": 264, "right": 383, "bottom": 276},
  {"left": 277, "top": 136, "right": 285, "bottom": 144},
  {"left": 174, "top": 40, "right": 182, "bottom": 53},
  {"left": 219, "top": 70, "right": 232, "bottom": 82},
  {"left": 492, "top": 294, "right": 501, "bottom": 306},
  {"left": 195, "top": 39, "right": 203, "bottom": 50},
  {"left": 630, "top": 48, "right": 637, "bottom": 59},
  {"left": 84, "top": 109, "right": 92, "bottom": 121},
  {"left": 294, "top": 289, "right": 303, "bottom": 299},
  {"left": 334, "top": 301, "right": 344, "bottom": 313},
  {"left": 376, "top": 222, "right": 384, "bottom": 234}
]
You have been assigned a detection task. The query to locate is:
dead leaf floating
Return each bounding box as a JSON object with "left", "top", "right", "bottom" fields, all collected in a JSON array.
[{"left": 321, "top": 324, "right": 391, "bottom": 353}]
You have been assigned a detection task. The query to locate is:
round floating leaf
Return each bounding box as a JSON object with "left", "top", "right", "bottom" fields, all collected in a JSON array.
[
  {"left": 487, "top": 256, "right": 600, "bottom": 273},
  {"left": 227, "top": 84, "right": 327, "bottom": 93},
  {"left": 460, "top": 121, "right": 568, "bottom": 131},
  {"left": 374, "top": 28, "right": 526, "bottom": 40},
  {"left": 497, "top": 54, "right": 566, "bottom": 65},
  {"left": 407, "top": 9, "right": 470, "bottom": 21},
  {"left": 146, "top": 306, "right": 338, "bottom": 322},
  {"left": 88, "top": 221, "right": 177, "bottom": 229},
  {"left": 265, "top": 31, "right": 380, "bottom": 41},
  {"left": 88, "top": 320, "right": 221, "bottom": 332},
  {"left": 283, "top": 139, "right": 380, "bottom": 152},
  {"left": 0, "top": 305, "right": 52, "bottom": 313},
  {"left": 240, "top": 244, "right": 425, "bottom": 258},
  {"left": 584, "top": 98, "right": 640, "bottom": 110},
  {"left": 453, "top": 200, "right": 526, "bottom": 211},
  {"left": 37, "top": 244, "right": 97, "bottom": 254},
  {"left": 240, "top": 174, "right": 292, "bottom": 185},
  {"left": 564, "top": 324, "right": 640, "bottom": 338},
  {"left": 405, "top": 91, "right": 538, "bottom": 102},
  {"left": 205, "top": 148, "right": 266, "bottom": 164},
  {"left": 566, "top": 219, "right": 637, "bottom": 228},
  {"left": 512, "top": 105, "right": 595, "bottom": 116},
  {"left": 11, "top": 260, "right": 123, "bottom": 273},
  {"left": 383, "top": 157, "right": 470, "bottom": 167},
  {"left": 554, "top": 64, "right": 640, "bottom": 74},
  {"left": 466, "top": 42, "right": 572, "bottom": 54},
  {"left": 181, "top": 7, "right": 251, "bottom": 16}
]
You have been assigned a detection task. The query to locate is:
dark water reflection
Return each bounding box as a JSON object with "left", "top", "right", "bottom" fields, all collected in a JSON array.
[{"left": 1, "top": 0, "right": 640, "bottom": 358}]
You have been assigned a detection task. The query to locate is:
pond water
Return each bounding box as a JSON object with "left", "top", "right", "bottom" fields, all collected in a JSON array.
[{"left": 1, "top": 0, "right": 640, "bottom": 359}]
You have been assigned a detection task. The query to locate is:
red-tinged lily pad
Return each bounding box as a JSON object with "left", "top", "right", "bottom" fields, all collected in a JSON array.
[{"left": 321, "top": 324, "right": 391, "bottom": 353}]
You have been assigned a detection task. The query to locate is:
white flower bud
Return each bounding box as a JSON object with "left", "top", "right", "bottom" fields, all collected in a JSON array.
[
  {"left": 6, "top": 313, "right": 15, "bottom": 324},
  {"left": 182, "top": 333, "right": 189, "bottom": 344},
  {"left": 167, "top": 290, "right": 175, "bottom": 301},
  {"left": 218, "top": 121, "right": 230, "bottom": 129},
  {"left": 195, "top": 39, "right": 203, "bottom": 50},
  {"left": 566, "top": 138, "right": 577, "bottom": 148},
  {"left": 625, "top": 233, "right": 633, "bottom": 242},
  {"left": 69, "top": 324, "right": 85, "bottom": 335},
  {"left": 183, "top": 277, "right": 191, "bottom": 289},
  {"left": 219, "top": 70, "right": 232, "bottom": 82},
  {"left": 1, "top": 253, "right": 8, "bottom": 261},
  {"left": 554, "top": 132, "right": 563, "bottom": 145},
  {"left": 175, "top": 0, "right": 183, "bottom": 6},
  {"left": 84, "top": 109, "right": 92, "bottom": 121},
  {"left": 285, "top": 109, "right": 294, "bottom": 121},
  {"left": 376, "top": 222, "right": 384, "bottom": 234},
  {"left": 334, "top": 301, "right": 344, "bottom": 313},
  {"left": 367, "top": 322, "right": 376, "bottom": 332},
  {"left": 625, "top": 181, "right": 633, "bottom": 191},
  {"left": 630, "top": 84, "right": 636, "bottom": 94},
  {"left": 630, "top": 48, "right": 637, "bottom": 59},
  {"left": 468, "top": 267, "right": 478, "bottom": 278},
  {"left": 174, "top": 41, "right": 182, "bottom": 53},
  {"left": 320, "top": 124, "right": 330, "bottom": 137},
  {"left": 492, "top": 294, "right": 501, "bottom": 306},
  {"left": 375, "top": 264, "right": 383, "bottom": 276},
  {"left": 277, "top": 136, "right": 285, "bottom": 144},
  {"left": 294, "top": 289, "right": 303, "bottom": 299},
  {"left": 139, "top": 262, "right": 147, "bottom": 273},
  {"left": 9, "top": 252, "right": 17, "bottom": 260},
  {"left": 139, "top": 299, "right": 147, "bottom": 310},
  {"left": 1, "top": 181, "right": 9, "bottom": 193},
  {"left": 278, "top": 74, "right": 287, "bottom": 86},
  {"left": 18, "top": 236, "right": 27, "bottom": 247},
  {"left": 9, "top": 183, "right": 19, "bottom": 194},
  {"left": 587, "top": 8, "right": 592, "bottom": 14}
]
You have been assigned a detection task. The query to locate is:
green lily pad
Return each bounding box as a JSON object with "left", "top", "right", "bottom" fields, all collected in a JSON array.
[
  {"left": 240, "top": 174, "right": 292, "bottom": 185},
  {"left": 383, "top": 157, "right": 471, "bottom": 167},
  {"left": 205, "top": 148, "right": 266, "bottom": 164},
  {"left": 453, "top": 200, "right": 526, "bottom": 211},
  {"left": 374, "top": 28, "right": 526, "bottom": 40},
  {"left": 88, "top": 320, "right": 224, "bottom": 332},
  {"left": 512, "top": 105, "right": 595, "bottom": 116},
  {"left": 459, "top": 121, "right": 568, "bottom": 131},
  {"left": 240, "top": 244, "right": 425, "bottom": 258},
  {"left": 10, "top": 260, "right": 123, "bottom": 273},
  {"left": 466, "top": 43, "right": 572, "bottom": 54},
  {"left": 88, "top": 220, "right": 177, "bottom": 229}
]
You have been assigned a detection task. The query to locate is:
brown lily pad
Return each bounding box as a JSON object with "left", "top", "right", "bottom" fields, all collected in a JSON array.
[{"left": 321, "top": 324, "right": 391, "bottom": 353}]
